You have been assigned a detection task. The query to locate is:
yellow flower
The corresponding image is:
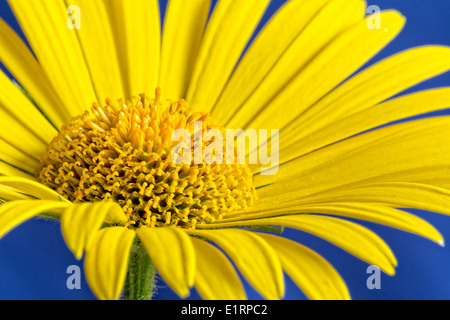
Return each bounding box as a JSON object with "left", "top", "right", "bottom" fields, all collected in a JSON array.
[{"left": 1, "top": 0, "right": 450, "bottom": 300}]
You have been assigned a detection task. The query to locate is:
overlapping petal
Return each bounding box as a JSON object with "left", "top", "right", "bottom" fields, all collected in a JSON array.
[
  {"left": 191, "top": 236, "right": 246, "bottom": 300},
  {"left": 137, "top": 226, "right": 195, "bottom": 298},
  {"left": 257, "top": 233, "right": 350, "bottom": 300},
  {"left": 84, "top": 227, "right": 135, "bottom": 300},
  {"left": 61, "top": 202, "right": 128, "bottom": 259},
  {"left": 199, "top": 215, "right": 397, "bottom": 275},
  {"left": 190, "top": 229, "right": 284, "bottom": 300},
  {"left": 0, "top": 200, "right": 71, "bottom": 239},
  {"left": 0, "top": 0, "right": 448, "bottom": 302}
]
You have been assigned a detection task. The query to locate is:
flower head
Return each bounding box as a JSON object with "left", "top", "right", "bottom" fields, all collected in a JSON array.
[{"left": 0, "top": 0, "right": 450, "bottom": 300}]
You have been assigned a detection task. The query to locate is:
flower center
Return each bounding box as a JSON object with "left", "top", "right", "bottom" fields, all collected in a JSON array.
[{"left": 36, "top": 89, "right": 256, "bottom": 229}]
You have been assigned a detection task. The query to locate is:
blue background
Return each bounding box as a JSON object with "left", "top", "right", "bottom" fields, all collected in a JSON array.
[{"left": 0, "top": 0, "right": 450, "bottom": 300}]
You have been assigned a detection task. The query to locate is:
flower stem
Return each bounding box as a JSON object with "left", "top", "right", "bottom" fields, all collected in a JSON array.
[{"left": 124, "top": 238, "right": 156, "bottom": 300}]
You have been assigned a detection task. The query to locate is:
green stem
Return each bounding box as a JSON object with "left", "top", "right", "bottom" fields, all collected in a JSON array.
[{"left": 124, "top": 238, "right": 156, "bottom": 300}]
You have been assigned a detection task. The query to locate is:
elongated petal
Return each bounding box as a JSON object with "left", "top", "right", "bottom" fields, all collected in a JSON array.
[
  {"left": 257, "top": 233, "right": 350, "bottom": 300},
  {"left": 256, "top": 117, "right": 450, "bottom": 193},
  {"left": 0, "top": 18, "right": 70, "bottom": 128},
  {"left": 211, "top": 0, "right": 331, "bottom": 123},
  {"left": 191, "top": 236, "right": 246, "bottom": 300},
  {"left": 0, "top": 161, "right": 33, "bottom": 179},
  {"left": 280, "top": 46, "right": 450, "bottom": 156},
  {"left": 64, "top": 0, "right": 124, "bottom": 101},
  {"left": 0, "top": 200, "right": 71, "bottom": 239},
  {"left": 224, "top": 201, "right": 443, "bottom": 246},
  {"left": 0, "top": 176, "right": 70, "bottom": 201},
  {"left": 226, "top": 0, "right": 367, "bottom": 128},
  {"left": 61, "top": 202, "right": 128, "bottom": 259},
  {"left": 238, "top": 10, "right": 405, "bottom": 131},
  {"left": 9, "top": 0, "right": 98, "bottom": 116},
  {"left": 0, "top": 70, "right": 53, "bottom": 157},
  {"left": 189, "top": 229, "right": 284, "bottom": 300},
  {"left": 105, "top": 0, "right": 160, "bottom": 98},
  {"left": 137, "top": 227, "right": 195, "bottom": 298},
  {"left": 159, "top": 0, "right": 210, "bottom": 100},
  {"left": 278, "top": 88, "right": 450, "bottom": 165},
  {"left": 199, "top": 215, "right": 397, "bottom": 275},
  {"left": 0, "top": 138, "right": 39, "bottom": 174},
  {"left": 0, "top": 185, "right": 30, "bottom": 201},
  {"left": 84, "top": 227, "right": 135, "bottom": 300},
  {"left": 278, "top": 182, "right": 450, "bottom": 219},
  {"left": 187, "top": 0, "right": 270, "bottom": 111}
]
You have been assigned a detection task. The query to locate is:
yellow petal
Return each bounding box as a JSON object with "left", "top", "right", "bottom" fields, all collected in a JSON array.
[
  {"left": 105, "top": 0, "right": 160, "bottom": 98},
  {"left": 9, "top": 0, "right": 98, "bottom": 116},
  {"left": 278, "top": 88, "right": 450, "bottom": 165},
  {"left": 189, "top": 229, "right": 284, "bottom": 300},
  {"left": 0, "top": 185, "right": 30, "bottom": 201},
  {"left": 137, "top": 227, "right": 195, "bottom": 298},
  {"left": 186, "top": 0, "right": 270, "bottom": 112},
  {"left": 64, "top": 0, "right": 125, "bottom": 101},
  {"left": 257, "top": 233, "right": 350, "bottom": 300},
  {"left": 0, "top": 200, "right": 71, "bottom": 239},
  {"left": 0, "top": 176, "right": 69, "bottom": 201},
  {"left": 283, "top": 182, "right": 450, "bottom": 219},
  {"left": 84, "top": 227, "right": 135, "bottom": 300},
  {"left": 0, "top": 138, "right": 39, "bottom": 174},
  {"left": 280, "top": 46, "right": 450, "bottom": 156},
  {"left": 199, "top": 215, "right": 397, "bottom": 276},
  {"left": 0, "top": 161, "right": 33, "bottom": 179},
  {"left": 256, "top": 117, "right": 450, "bottom": 194},
  {"left": 221, "top": 0, "right": 365, "bottom": 128},
  {"left": 159, "top": 0, "right": 210, "bottom": 100},
  {"left": 61, "top": 202, "right": 128, "bottom": 259},
  {"left": 211, "top": 0, "right": 332, "bottom": 124},
  {"left": 237, "top": 10, "right": 405, "bottom": 131},
  {"left": 0, "top": 70, "right": 53, "bottom": 158},
  {"left": 191, "top": 236, "right": 246, "bottom": 300},
  {"left": 0, "top": 18, "right": 70, "bottom": 128},
  {"left": 225, "top": 201, "right": 443, "bottom": 246}
]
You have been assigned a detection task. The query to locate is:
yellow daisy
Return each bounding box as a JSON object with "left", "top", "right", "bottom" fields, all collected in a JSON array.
[{"left": 1, "top": 0, "right": 450, "bottom": 300}]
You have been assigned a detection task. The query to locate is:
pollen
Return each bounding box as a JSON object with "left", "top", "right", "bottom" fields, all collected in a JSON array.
[{"left": 36, "top": 89, "right": 257, "bottom": 229}]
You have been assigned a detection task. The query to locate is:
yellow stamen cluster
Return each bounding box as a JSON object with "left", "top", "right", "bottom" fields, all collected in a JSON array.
[{"left": 37, "top": 90, "right": 256, "bottom": 229}]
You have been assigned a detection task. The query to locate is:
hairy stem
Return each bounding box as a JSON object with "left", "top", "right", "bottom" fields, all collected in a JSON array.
[{"left": 124, "top": 238, "right": 156, "bottom": 300}]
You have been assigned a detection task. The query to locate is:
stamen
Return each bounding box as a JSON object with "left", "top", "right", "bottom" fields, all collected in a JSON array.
[{"left": 37, "top": 90, "right": 257, "bottom": 229}]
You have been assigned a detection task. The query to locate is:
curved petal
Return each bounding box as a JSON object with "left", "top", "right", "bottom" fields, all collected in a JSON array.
[
  {"left": 159, "top": 0, "right": 210, "bottom": 100},
  {"left": 224, "top": 0, "right": 367, "bottom": 128},
  {"left": 223, "top": 202, "right": 443, "bottom": 246},
  {"left": 211, "top": 0, "right": 331, "bottom": 123},
  {"left": 9, "top": 0, "right": 98, "bottom": 116},
  {"left": 189, "top": 229, "right": 284, "bottom": 300},
  {"left": 84, "top": 227, "right": 135, "bottom": 300},
  {"left": 191, "top": 236, "right": 246, "bottom": 300},
  {"left": 61, "top": 202, "right": 128, "bottom": 259},
  {"left": 136, "top": 226, "right": 195, "bottom": 298},
  {"left": 277, "top": 87, "right": 450, "bottom": 165},
  {"left": 260, "top": 182, "right": 450, "bottom": 219},
  {"left": 105, "top": 0, "right": 160, "bottom": 99},
  {"left": 0, "top": 70, "right": 54, "bottom": 157},
  {"left": 0, "top": 176, "right": 70, "bottom": 201},
  {"left": 0, "top": 18, "right": 70, "bottom": 127},
  {"left": 257, "top": 233, "right": 350, "bottom": 300},
  {"left": 0, "top": 200, "right": 71, "bottom": 239},
  {"left": 256, "top": 117, "right": 450, "bottom": 193},
  {"left": 236, "top": 10, "right": 405, "bottom": 131},
  {"left": 0, "top": 161, "right": 34, "bottom": 179},
  {"left": 63, "top": 0, "right": 125, "bottom": 101},
  {"left": 198, "top": 215, "right": 397, "bottom": 275},
  {"left": 280, "top": 46, "right": 450, "bottom": 155},
  {"left": 186, "top": 0, "right": 270, "bottom": 112},
  {"left": 0, "top": 138, "right": 39, "bottom": 174}
]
